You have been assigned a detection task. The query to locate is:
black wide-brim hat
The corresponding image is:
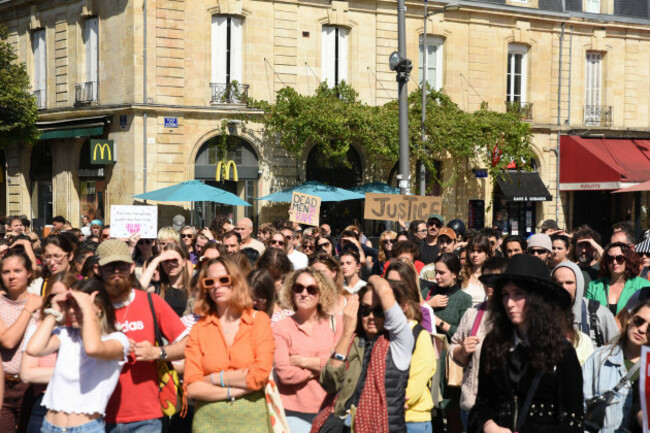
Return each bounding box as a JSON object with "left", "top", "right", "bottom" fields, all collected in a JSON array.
[{"left": 479, "top": 254, "right": 571, "bottom": 310}]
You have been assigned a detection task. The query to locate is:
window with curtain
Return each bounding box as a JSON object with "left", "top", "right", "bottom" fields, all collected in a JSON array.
[
  {"left": 32, "top": 29, "right": 46, "bottom": 109},
  {"left": 507, "top": 44, "right": 528, "bottom": 103},
  {"left": 418, "top": 35, "right": 443, "bottom": 91},
  {"left": 211, "top": 15, "right": 243, "bottom": 85},
  {"left": 321, "top": 25, "right": 349, "bottom": 87},
  {"left": 83, "top": 17, "right": 98, "bottom": 101},
  {"left": 585, "top": 52, "right": 602, "bottom": 108}
]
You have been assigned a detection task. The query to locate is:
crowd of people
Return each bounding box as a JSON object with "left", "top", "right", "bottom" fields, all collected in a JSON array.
[{"left": 0, "top": 211, "right": 647, "bottom": 433}]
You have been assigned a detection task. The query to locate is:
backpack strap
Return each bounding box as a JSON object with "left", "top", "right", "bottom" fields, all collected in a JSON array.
[
  {"left": 146, "top": 293, "right": 163, "bottom": 347},
  {"left": 411, "top": 324, "right": 426, "bottom": 354},
  {"left": 588, "top": 299, "right": 604, "bottom": 347},
  {"left": 470, "top": 304, "right": 486, "bottom": 337}
]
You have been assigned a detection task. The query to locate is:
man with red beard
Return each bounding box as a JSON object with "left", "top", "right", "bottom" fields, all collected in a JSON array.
[{"left": 94, "top": 239, "right": 187, "bottom": 433}]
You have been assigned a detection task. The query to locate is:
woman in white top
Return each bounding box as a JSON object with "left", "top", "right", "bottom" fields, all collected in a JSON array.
[
  {"left": 26, "top": 278, "right": 129, "bottom": 433},
  {"left": 340, "top": 251, "right": 366, "bottom": 294},
  {"left": 460, "top": 234, "right": 493, "bottom": 306}
]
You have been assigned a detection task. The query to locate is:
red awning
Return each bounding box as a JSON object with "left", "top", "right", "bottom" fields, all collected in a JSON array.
[{"left": 559, "top": 136, "right": 650, "bottom": 191}]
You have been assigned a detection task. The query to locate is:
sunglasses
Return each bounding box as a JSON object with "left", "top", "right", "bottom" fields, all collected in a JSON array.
[
  {"left": 181, "top": 234, "right": 193, "bottom": 239},
  {"left": 292, "top": 283, "right": 319, "bottom": 296},
  {"left": 270, "top": 239, "right": 286, "bottom": 247},
  {"left": 605, "top": 254, "right": 626, "bottom": 265},
  {"left": 101, "top": 262, "right": 131, "bottom": 272},
  {"left": 302, "top": 244, "right": 315, "bottom": 250},
  {"left": 427, "top": 221, "right": 442, "bottom": 228},
  {"left": 528, "top": 248, "right": 547, "bottom": 256},
  {"left": 384, "top": 239, "right": 395, "bottom": 244},
  {"left": 201, "top": 275, "right": 231, "bottom": 288},
  {"left": 631, "top": 315, "right": 649, "bottom": 330},
  {"left": 639, "top": 252, "right": 650, "bottom": 258},
  {"left": 359, "top": 305, "right": 385, "bottom": 318}
]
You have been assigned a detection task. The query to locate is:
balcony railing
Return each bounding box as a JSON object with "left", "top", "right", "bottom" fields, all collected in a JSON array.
[
  {"left": 584, "top": 105, "right": 612, "bottom": 127},
  {"left": 75, "top": 81, "right": 98, "bottom": 105},
  {"left": 210, "top": 82, "right": 249, "bottom": 105},
  {"left": 505, "top": 101, "right": 533, "bottom": 121},
  {"left": 33, "top": 89, "right": 46, "bottom": 110}
]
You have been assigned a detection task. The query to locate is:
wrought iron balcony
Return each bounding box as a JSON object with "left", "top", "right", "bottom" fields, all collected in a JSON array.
[
  {"left": 584, "top": 105, "right": 612, "bottom": 127},
  {"left": 505, "top": 101, "right": 533, "bottom": 121},
  {"left": 75, "top": 81, "right": 98, "bottom": 105},
  {"left": 210, "top": 82, "right": 249, "bottom": 105},
  {"left": 33, "top": 89, "right": 46, "bottom": 109}
]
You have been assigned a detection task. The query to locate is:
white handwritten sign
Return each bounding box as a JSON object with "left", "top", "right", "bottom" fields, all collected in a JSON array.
[
  {"left": 641, "top": 346, "right": 650, "bottom": 433},
  {"left": 289, "top": 192, "right": 321, "bottom": 227},
  {"left": 110, "top": 205, "right": 158, "bottom": 239}
]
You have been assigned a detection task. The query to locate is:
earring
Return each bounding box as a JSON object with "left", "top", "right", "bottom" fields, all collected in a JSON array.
[{"left": 97, "top": 311, "right": 103, "bottom": 319}]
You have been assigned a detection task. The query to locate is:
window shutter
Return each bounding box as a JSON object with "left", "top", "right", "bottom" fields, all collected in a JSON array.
[
  {"left": 321, "top": 26, "right": 335, "bottom": 87},
  {"left": 230, "top": 17, "right": 243, "bottom": 83},
  {"left": 85, "top": 17, "right": 99, "bottom": 99},
  {"left": 33, "top": 30, "right": 46, "bottom": 92},
  {"left": 211, "top": 16, "right": 227, "bottom": 83},
  {"left": 337, "top": 28, "right": 348, "bottom": 84}
]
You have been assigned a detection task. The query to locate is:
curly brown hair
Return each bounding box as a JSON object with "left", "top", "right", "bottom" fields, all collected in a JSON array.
[
  {"left": 598, "top": 242, "right": 641, "bottom": 280},
  {"left": 279, "top": 268, "right": 338, "bottom": 316}
]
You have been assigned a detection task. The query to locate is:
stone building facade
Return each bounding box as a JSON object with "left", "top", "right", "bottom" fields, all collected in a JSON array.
[{"left": 1, "top": 0, "right": 649, "bottom": 236}]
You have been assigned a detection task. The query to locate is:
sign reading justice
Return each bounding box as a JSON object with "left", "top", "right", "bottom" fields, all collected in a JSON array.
[
  {"left": 289, "top": 192, "right": 321, "bottom": 226},
  {"left": 364, "top": 193, "right": 443, "bottom": 221}
]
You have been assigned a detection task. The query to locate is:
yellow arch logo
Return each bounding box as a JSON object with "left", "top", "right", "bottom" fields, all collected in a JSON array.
[
  {"left": 216, "top": 160, "right": 238, "bottom": 182},
  {"left": 93, "top": 142, "right": 112, "bottom": 161}
]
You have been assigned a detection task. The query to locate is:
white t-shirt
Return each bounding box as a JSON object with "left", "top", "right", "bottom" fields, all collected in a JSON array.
[
  {"left": 462, "top": 281, "right": 486, "bottom": 307},
  {"left": 41, "top": 327, "right": 129, "bottom": 416},
  {"left": 287, "top": 250, "right": 309, "bottom": 270},
  {"left": 344, "top": 279, "right": 367, "bottom": 294}
]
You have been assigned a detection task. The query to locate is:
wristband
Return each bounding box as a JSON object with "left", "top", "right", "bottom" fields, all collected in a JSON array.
[
  {"left": 220, "top": 371, "right": 225, "bottom": 387},
  {"left": 43, "top": 308, "right": 63, "bottom": 324}
]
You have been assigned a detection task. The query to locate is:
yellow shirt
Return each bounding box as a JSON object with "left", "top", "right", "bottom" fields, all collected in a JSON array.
[{"left": 405, "top": 321, "right": 437, "bottom": 422}]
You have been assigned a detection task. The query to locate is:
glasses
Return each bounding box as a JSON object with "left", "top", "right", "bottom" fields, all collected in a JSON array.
[
  {"left": 639, "top": 252, "right": 650, "bottom": 258},
  {"left": 284, "top": 235, "right": 294, "bottom": 241},
  {"left": 43, "top": 254, "right": 66, "bottom": 263},
  {"left": 605, "top": 254, "right": 626, "bottom": 265},
  {"left": 270, "top": 239, "right": 286, "bottom": 247},
  {"left": 384, "top": 239, "right": 395, "bottom": 244},
  {"left": 631, "top": 315, "right": 649, "bottom": 331},
  {"left": 359, "top": 305, "right": 385, "bottom": 318},
  {"left": 201, "top": 275, "right": 232, "bottom": 288},
  {"left": 427, "top": 221, "right": 442, "bottom": 228},
  {"left": 292, "top": 283, "right": 319, "bottom": 296},
  {"left": 302, "top": 244, "right": 315, "bottom": 250},
  {"left": 528, "top": 248, "right": 547, "bottom": 256},
  {"left": 181, "top": 234, "right": 193, "bottom": 239},
  {"left": 101, "top": 262, "right": 131, "bottom": 272}
]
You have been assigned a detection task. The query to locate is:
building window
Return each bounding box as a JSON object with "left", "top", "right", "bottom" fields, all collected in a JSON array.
[
  {"left": 211, "top": 15, "right": 242, "bottom": 86},
  {"left": 584, "top": 52, "right": 609, "bottom": 126},
  {"left": 507, "top": 44, "right": 528, "bottom": 103},
  {"left": 585, "top": 0, "right": 600, "bottom": 13},
  {"left": 418, "top": 35, "right": 443, "bottom": 91},
  {"left": 81, "top": 17, "right": 98, "bottom": 102},
  {"left": 321, "top": 26, "right": 348, "bottom": 87},
  {"left": 32, "top": 29, "right": 46, "bottom": 109}
]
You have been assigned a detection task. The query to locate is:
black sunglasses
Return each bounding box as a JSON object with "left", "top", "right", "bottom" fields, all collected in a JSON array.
[
  {"left": 528, "top": 248, "right": 547, "bottom": 256},
  {"left": 605, "top": 254, "right": 626, "bottom": 265},
  {"left": 639, "top": 252, "right": 650, "bottom": 258},
  {"left": 631, "top": 315, "right": 649, "bottom": 330},
  {"left": 427, "top": 221, "right": 442, "bottom": 228},
  {"left": 292, "top": 283, "right": 319, "bottom": 296},
  {"left": 181, "top": 234, "right": 193, "bottom": 239},
  {"left": 359, "top": 305, "right": 384, "bottom": 318}
]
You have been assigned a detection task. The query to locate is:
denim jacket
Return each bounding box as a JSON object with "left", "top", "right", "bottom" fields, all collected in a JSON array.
[{"left": 582, "top": 344, "right": 634, "bottom": 433}]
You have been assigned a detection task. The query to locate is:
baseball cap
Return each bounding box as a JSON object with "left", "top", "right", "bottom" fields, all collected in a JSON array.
[
  {"left": 427, "top": 214, "right": 444, "bottom": 224},
  {"left": 438, "top": 227, "right": 457, "bottom": 241},
  {"left": 527, "top": 234, "right": 552, "bottom": 252},
  {"left": 90, "top": 219, "right": 103, "bottom": 227},
  {"left": 96, "top": 239, "right": 133, "bottom": 266}
]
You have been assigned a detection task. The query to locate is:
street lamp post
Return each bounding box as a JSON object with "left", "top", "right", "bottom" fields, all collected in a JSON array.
[{"left": 396, "top": 0, "right": 411, "bottom": 195}]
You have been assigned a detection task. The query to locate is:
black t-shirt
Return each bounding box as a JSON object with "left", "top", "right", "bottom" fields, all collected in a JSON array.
[
  {"left": 419, "top": 240, "right": 440, "bottom": 265},
  {"left": 163, "top": 287, "right": 188, "bottom": 317}
]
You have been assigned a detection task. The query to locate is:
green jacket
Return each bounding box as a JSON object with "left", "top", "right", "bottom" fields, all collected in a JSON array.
[
  {"left": 320, "top": 336, "right": 365, "bottom": 418},
  {"left": 585, "top": 276, "right": 650, "bottom": 314}
]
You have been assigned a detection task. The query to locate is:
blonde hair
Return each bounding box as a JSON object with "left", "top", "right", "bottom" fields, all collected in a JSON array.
[
  {"left": 379, "top": 230, "right": 397, "bottom": 262},
  {"left": 280, "top": 267, "right": 338, "bottom": 317},
  {"left": 194, "top": 257, "right": 253, "bottom": 317},
  {"left": 157, "top": 226, "right": 181, "bottom": 246}
]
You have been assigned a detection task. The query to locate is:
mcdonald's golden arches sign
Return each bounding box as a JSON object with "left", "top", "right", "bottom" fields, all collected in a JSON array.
[
  {"left": 216, "top": 160, "right": 238, "bottom": 182},
  {"left": 90, "top": 139, "right": 116, "bottom": 165}
]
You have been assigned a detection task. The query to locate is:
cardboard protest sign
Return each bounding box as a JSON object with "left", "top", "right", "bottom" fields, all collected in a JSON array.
[
  {"left": 289, "top": 192, "right": 321, "bottom": 226},
  {"left": 364, "top": 193, "right": 443, "bottom": 222},
  {"left": 110, "top": 205, "right": 158, "bottom": 238},
  {"left": 641, "top": 345, "right": 650, "bottom": 433}
]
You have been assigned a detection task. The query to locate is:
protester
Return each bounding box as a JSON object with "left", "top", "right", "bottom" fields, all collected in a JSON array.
[
  {"left": 157, "top": 226, "right": 181, "bottom": 250},
  {"left": 461, "top": 234, "right": 492, "bottom": 306},
  {"left": 26, "top": 278, "right": 129, "bottom": 433},
  {"left": 500, "top": 235, "right": 526, "bottom": 258},
  {"left": 180, "top": 226, "right": 198, "bottom": 264},
  {"left": 139, "top": 244, "right": 192, "bottom": 317},
  {"left": 132, "top": 237, "right": 155, "bottom": 279},
  {"left": 551, "top": 233, "right": 572, "bottom": 268},
  {"left": 299, "top": 235, "right": 317, "bottom": 258},
  {"left": 552, "top": 261, "right": 619, "bottom": 348},
  {"left": 309, "top": 252, "right": 348, "bottom": 314},
  {"left": 572, "top": 225, "right": 604, "bottom": 282},
  {"left": 526, "top": 233, "right": 552, "bottom": 267},
  {"left": 235, "top": 218, "right": 265, "bottom": 255},
  {"left": 586, "top": 242, "right": 650, "bottom": 315},
  {"left": 635, "top": 232, "right": 650, "bottom": 279},
  {"left": 419, "top": 215, "right": 443, "bottom": 265},
  {"left": 469, "top": 254, "right": 584, "bottom": 432},
  {"left": 313, "top": 276, "right": 414, "bottom": 433},
  {"left": 184, "top": 257, "right": 274, "bottom": 433},
  {"left": 35, "top": 235, "right": 76, "bottom": 297},
  {"left": 273, "top": 268, "right": 342, "bottom": 432},
  {"left": 582, "top": 300, "right": 650, "bottom": 433},
  {"left": 340, "top": 250, "right": 366, "bottom": 294},
  {"left": 281, "top": 226, "right": 308, "bottom": 270},
  {"left": 248, "top": 269, "right": 278, "bottom": 318}
]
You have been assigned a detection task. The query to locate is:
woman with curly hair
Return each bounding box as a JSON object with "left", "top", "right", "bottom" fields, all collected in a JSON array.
[
  {"left": 273, "top": 268, "right": 342, "bottom": 432},
  {"left": 585, "top": 242, "right": 650, "bottom": 316},
  {"left": 378, "top": 230, "right": 397, "bottom": 271},
  {"left": 208, "top": 215, "right": 234, "bottom": 242},
  {"left": 469, "top": 254, "right": 584, "bottom": 433}
]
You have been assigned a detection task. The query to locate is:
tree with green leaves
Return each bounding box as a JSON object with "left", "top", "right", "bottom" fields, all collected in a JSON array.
[{"left": 0, "top": 26, "right": 40, "bottom": 148}]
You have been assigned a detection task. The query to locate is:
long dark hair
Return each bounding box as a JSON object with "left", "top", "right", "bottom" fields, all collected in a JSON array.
[
  {"left": 248, "top": 269, "right": 276, "bottom": 317},
  {"left": 482, "top": 280, "right": 574, "bottom": 373}
]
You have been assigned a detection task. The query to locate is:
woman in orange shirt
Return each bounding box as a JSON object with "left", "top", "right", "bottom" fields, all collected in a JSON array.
[{"left": 184, "top": 257, "right": 275, "bottom": 433}]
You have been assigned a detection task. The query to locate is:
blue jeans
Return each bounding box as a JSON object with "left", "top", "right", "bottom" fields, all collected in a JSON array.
[
  {"left": 41, "top": 419, "right": 105, "bottom": 433},
  {"left": 460, "top": 408, "right": 469, "bottom": 431},
  {"left": 105, "top": 418, "right": 162, "bottom": 433},
  {"left": 27, "top": 394, "right": 47, "bottom": 433},
  {"left": 406, "top": 421, "right": 432, "bottom": 433}
]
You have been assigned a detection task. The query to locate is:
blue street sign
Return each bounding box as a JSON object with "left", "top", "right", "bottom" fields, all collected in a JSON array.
[
  {"left": 475, "top": 169, "right": 488, "bottom": 178},
  {"left": 164, "top": 117, "right": 178, "bottom": 128}
]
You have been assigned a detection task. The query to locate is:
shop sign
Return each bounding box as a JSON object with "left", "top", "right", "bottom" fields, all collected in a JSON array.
[
  {"left": 216, "top": 160, "right": 238, "bottom": 182},
  {"left": 164, "top": 117, "right": 178, "bottom": 128},
  {"left": 474, "top": 169, "right": 488, "bottom": 178},
  {"left": 90, "top": 140, "right": 116, "bottom": 165},
  {"left": 289, "top": 192, "right": 321, "bottom": 226},
  {"left": 559, "top": 181, "right": 621, "bottom": 191},
  {"left": 364, "top": 193, "right": 442, "bottom": 222},
  {"left": 512, "top": 196, "right": 548, "bottom": 202}
]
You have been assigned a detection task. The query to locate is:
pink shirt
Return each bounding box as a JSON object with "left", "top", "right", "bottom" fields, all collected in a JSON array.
[{"left": 273, "top": 314, "right": 343, "bottom": 414}]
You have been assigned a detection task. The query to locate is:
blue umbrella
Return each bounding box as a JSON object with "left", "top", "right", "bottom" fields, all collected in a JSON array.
[
  {"left": 256, "top": 181, "right": 365, "bottom": 202},
  {"left": 134, "top": 180, "right": 251, "bottom": 206},
  {"left": 350, "top": 181, "right": 400, "bottom": 195}
]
